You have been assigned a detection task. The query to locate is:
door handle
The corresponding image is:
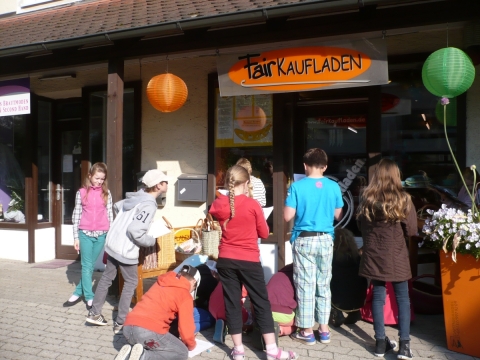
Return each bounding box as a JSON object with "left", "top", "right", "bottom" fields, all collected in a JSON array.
[{"left": 56, "top": 184, "right": 61, "bottom": 200}]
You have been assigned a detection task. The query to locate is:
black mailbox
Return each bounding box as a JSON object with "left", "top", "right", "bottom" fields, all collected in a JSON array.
[{"left": 177, "top": 174, "right": 207, "bottom": 202}]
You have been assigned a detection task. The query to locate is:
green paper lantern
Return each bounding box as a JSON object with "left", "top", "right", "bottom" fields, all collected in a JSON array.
[
  {"left": 435, "top": 97, "right": 457, "bottom": 126},
  {"left": 422, "top": 47, "right": 475, "bottom": 98}
]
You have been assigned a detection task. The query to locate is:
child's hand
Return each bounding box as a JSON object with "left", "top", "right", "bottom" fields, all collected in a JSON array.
[{"left": 74, "top": 239, "right": 80, "bottom": 252}]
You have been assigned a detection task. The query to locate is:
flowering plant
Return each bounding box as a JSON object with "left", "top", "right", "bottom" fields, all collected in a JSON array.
[
  {"left": 421, "top": 205, "right": 480, "bottom": 262},
  {"left": 420, "top": 97, "right": 480, "bottom": 262}
]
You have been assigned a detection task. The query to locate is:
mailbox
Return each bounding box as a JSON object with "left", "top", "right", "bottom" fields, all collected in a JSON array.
[{"left": 177, "top": 174, "right": 207, "bottom": 202}]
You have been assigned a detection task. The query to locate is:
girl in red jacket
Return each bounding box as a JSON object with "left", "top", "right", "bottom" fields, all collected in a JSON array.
[
  {"left": 209, "top": 165, "right": 298, "bottom": 360},
  {"left": 63, "top": 162, "right": 112, "bottom": 310}
]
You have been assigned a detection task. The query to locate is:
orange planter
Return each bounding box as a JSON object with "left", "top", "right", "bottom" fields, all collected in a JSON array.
[{"left": 440, "top": 252, "right": 480, "bottom": 357}]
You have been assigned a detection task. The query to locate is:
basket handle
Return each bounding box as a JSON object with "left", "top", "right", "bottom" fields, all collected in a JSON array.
[
  {"left": 162, "top": 216, "right": 173, "bottom": 230},
  {"left": 195, "top": 218, "right": 204, "bottom": 230}
]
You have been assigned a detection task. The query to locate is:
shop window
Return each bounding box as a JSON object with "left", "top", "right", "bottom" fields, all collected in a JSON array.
[
  {"left": 0, "top": 115, "right": 26, "bottom": 223},
  {"left": 214, "top": 90, "right": 274, "bottom": 229},
  {"left": 380, "top": 69, "right": 462, "bottom": 211}
]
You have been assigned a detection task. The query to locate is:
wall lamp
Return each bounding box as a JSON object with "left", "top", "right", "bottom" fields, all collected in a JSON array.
[{"left": 39, "top": 74, "right": 76, "bottom": 81}]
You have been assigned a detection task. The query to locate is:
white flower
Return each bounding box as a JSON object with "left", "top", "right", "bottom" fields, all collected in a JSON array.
[{"left": 466, "top": 244, "right": 471, "bottom": 250}]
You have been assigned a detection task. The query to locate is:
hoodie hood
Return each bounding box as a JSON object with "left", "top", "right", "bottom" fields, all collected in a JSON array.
[
  {"left": 157, "top": 271, "right": 193, "bottom": 293},
  {"left": 122, "top": 190, "right": 157, "bottom": 211}
]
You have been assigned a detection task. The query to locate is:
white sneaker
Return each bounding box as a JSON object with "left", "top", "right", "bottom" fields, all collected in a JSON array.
[
  {"left": 114, "top": 344, "right": 131, "bottom": 360},
  {"left": 129, "top": 344, "right": 144, "bottom": 360}
]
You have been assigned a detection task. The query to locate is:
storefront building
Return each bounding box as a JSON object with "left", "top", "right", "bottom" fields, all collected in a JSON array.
[{"left": 0, "top": 0, "right": 479, "bottom": 271}]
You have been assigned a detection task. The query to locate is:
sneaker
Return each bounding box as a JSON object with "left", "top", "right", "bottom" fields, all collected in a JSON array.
[
  {"left": 230, "top": 348, "right": 245, "bottom": 360},
  {"left": 319, "top": 331, "right": 331, "bottom": 344},
  {"left": 85, "top": 311, "right": 108, "bottom": 326},
  {"left": 114, "top": 344, "right": 131, "bottom": 360},
  {"left": 290, "top": 331, "right": 316, "bottom": 345},
  {"left": 374, "top": 336, "right": 399, "bottom": 357},
  {"left": 113, "top": 321, "right": 123, "bottom": 335},
  {"left": 213, "top": 319, "right": 225, "bottom": 344},
  {"left": 129, "top": 344, "right": 144, "bottom": 360},
  {"left": 397, "top": 340, "right": 413, "bottom": 359}
]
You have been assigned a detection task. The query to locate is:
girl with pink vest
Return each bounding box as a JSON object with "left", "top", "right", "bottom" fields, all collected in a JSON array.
[{"left": 63, "top": 162, "right": 113, "bottom": 310}]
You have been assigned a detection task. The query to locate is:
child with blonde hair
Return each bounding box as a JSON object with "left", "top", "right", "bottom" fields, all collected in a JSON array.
[
  {"left": 209, "top": 165, "right": 298, "bottom": 360},
  {"left": 64, "top": 162, "right": 112, "bottom": 310}
]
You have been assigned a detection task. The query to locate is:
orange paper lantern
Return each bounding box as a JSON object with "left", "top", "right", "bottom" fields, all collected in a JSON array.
[{"left": 146, "top": 73, "right": 188, "bottom": 112}]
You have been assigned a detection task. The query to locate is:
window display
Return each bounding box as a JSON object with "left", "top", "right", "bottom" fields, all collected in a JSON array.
[{"left": 0, "top": 115, "right": 26, "bottom": 223}]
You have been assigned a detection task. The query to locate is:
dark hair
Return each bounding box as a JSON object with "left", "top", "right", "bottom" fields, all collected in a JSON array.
[
  {"left": 179, "top": 272, "right": 195, "bottom": 282},
  {"left": 303, "top": 148, "right": 328, "bottom": 168},
  {"left": 333, "top": 228, "right": 359, "bottom": 261}
]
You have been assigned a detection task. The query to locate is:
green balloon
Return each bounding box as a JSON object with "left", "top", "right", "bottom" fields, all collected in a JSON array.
[
  {"left": 435, "top": 97, "right": 457, "bottom": 126},
  {"left": 422, "top": 47, "right": 475, "bottom": 98}
]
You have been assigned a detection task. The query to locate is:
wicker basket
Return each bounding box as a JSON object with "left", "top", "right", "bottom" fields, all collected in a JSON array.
[
  {"left": 141, "top": 216, "right": 175, "bottom": 270},
  {"left": 175, "top": 228, "right": 201, "bottom": 262},
  {"left": 201, "top": 213, "right": 221, "bottom": 259}
]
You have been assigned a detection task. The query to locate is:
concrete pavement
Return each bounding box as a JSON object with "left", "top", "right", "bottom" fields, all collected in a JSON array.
[{"left": 0, "top": 259, "right": 478, "bottom": 360}]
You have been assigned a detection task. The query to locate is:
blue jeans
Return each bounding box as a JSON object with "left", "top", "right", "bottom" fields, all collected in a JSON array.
[
  {"left": 73, "top": 231, "right": 106, "bottom": 301},
  {"left": 123, "top": 325, "right": 188, "bottom": 360},
  {"left": 371, "top": 280, "right": 411, "bottom": 341},
  {"left": 292, "top": 234, "right": 333, "bottom": 327}
]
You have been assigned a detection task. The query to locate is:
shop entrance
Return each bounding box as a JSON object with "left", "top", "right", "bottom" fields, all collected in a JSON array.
[
  {"left": 287, "top": 87, "right": 381, "bottom": 236},
  {"left": 51, "top": 99, "right": 83, "bottom": 260}
]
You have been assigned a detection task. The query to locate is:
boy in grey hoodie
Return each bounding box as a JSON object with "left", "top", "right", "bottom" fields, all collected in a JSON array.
[{"left": 86, "top": 169, "right": 169, "bottom": 335}]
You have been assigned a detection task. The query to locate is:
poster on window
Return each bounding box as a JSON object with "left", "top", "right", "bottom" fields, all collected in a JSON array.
[
  {"left": 0, "top": 78, "right": 30, "bottom": 116},
  {"left": 215, "top": 90, "right": 273, "bottom": 147}
]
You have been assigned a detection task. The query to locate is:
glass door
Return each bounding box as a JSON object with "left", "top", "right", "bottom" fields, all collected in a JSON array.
[
  {"left": 292, "top": 94, "right": 369, "bottom": 236},
  {"left": 53, "top": 100, "right": 83, "bottom": 259}
]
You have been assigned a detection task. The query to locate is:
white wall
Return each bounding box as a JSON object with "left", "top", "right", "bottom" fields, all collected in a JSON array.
[
  {"left": 141, "top": 57, "right": 216, "bottom": 227},
  {"left": 0, "top": 0, "right": 15, "bottom": 16},
  {"left": 0, "top": 229, "right": 28, "bottom": 261},
  {"left": 34, "top": 228, "right": 55, "bottom": 262}
]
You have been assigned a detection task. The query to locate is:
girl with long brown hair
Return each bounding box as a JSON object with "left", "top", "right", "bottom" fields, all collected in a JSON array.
[
  {"left": 209, "top": 165, "right": 298, "bottom": 360},
  {"left": 356, "top": 158, "right": 417, "bottom": 359},
  {"left": 63, "top": 162, "right": 113, "bottom": 310}
]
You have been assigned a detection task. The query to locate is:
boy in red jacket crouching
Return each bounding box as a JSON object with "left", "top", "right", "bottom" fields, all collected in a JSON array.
[{"left": 114, "top": 265, "right": 200, "bottom": 360}]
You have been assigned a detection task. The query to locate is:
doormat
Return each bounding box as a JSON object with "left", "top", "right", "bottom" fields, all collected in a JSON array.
[{"left": 32, "top": 259, "right": 78, "bottom": 269}]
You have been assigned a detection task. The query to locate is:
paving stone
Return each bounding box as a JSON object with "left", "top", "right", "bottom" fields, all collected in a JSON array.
[{"left": 0, "top": 259, "right": 479, "bottom": 360}]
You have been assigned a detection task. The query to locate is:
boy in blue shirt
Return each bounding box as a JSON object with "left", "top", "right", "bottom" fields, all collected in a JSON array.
[{"left": 284, "top": 148, "right": 343, "bottom": 345}]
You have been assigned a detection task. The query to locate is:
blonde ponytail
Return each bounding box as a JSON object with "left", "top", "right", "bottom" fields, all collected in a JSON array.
[{"left": 222, "top": 165, "right": 250, "bottom": 230}]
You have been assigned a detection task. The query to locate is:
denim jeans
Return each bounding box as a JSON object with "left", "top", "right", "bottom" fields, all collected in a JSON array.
[
  {"left": 123, "top": 325, "right": 188, "bottom": 360},
  {"left": 371, "top": 280, "right": 411, "bottom": 341},
  {"left": 292, "top": 234, "right": 333, "bottom": 327},
  {"left": 73, "top": 231, "right": 106, "bottom": 301}
]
